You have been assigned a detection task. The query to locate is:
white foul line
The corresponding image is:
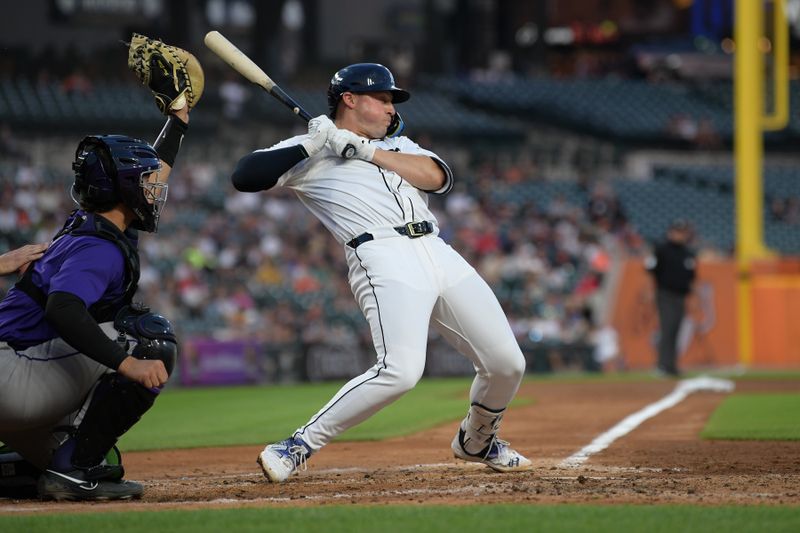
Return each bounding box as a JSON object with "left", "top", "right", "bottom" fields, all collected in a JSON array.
[{"left": 558, "top": 376, "right": 735, "bottom": 468}]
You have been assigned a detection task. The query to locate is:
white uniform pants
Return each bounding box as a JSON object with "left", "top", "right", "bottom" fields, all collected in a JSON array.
[{"left": 294, "top": 234, "right": 526, "bottom": 451}]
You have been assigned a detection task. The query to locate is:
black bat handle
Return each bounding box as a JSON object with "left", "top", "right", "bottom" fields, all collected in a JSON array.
[
  {"left": 267, "top": 85, "right": 313, "bottom": 122},
  {"left": 267, "top": 85, "right": 355, "bottom": 157},
  {"left": 296, "top": 107, "right": 313, "bottom": 122}
]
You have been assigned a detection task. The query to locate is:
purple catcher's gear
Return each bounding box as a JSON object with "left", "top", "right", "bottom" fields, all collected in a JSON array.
[{"left": 72, "top": 135, "right": 165, "bottom": 232}]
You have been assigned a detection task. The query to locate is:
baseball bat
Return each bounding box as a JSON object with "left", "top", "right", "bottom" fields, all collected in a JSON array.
[
  {"left": 204, "top": 30, "right": 311, "bottom": 121},
  {"left": 204, "top": 31, "right": 356, "bottom": 157}
]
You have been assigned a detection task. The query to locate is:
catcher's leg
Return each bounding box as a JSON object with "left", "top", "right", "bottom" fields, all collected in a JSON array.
[
  {"left": 50, "top": 373, "right": 157, "bottom": 476},
  {"left": 0, "top": 335, "right": 108, "bottom": 469},
  {"left": 39, "top": 374, "right": 160, "bottom": 501}
]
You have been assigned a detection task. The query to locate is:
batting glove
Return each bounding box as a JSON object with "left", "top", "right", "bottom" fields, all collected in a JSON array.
[
  {"left": 300, "top": 115, "right": 335, "bottom": 157},
  {"left": 329, "top": 128, "right": 376, "bottom": 162}
]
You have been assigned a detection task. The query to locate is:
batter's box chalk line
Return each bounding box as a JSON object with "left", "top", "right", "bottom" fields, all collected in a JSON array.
[{"left": 558, "top": 375, "right": 735, "bottom": 469}]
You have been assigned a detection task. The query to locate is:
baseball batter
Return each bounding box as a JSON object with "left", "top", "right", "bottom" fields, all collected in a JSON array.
[
  {"left": 0, "top": 33, "right": 200, "bottom": 499},
  {"left": 232, "top": 63, "right": 531, "bottom": 482}
]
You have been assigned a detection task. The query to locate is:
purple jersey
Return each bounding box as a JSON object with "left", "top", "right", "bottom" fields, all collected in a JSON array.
[{"left": 0, "top": 211, "right": 136, "bottom": 348}]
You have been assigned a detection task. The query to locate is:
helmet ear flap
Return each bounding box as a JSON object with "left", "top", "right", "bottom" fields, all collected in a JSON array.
[
  {"left": 72, "top": 137, "right": 120, "bottom": 211},
  {"left": 386, "top": 113, "right": 405, "bottom": 138}
]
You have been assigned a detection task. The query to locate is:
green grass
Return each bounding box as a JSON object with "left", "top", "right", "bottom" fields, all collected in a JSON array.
[
  {"left": 700, "top": 369, "right": 800, "bottom": 381},
  {"left": 527, "top": 369, "right": 800, "bottom": 384},
  {"left": 120, "top": 377, "right": 531, "bottom": 451},
  {"left": 1, "top": 504, "right": 799, "bottom": 533},
  {"left": 121, "top": 371, "right": 800, "bottom": 452},
  {"left": 702, "top": 393, "right": 800, "bottom": 440}
]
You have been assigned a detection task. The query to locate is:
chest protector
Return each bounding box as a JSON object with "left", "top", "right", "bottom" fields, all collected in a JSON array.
[{"left": 14, "top": 211, "right": 140, "bottom": 323}]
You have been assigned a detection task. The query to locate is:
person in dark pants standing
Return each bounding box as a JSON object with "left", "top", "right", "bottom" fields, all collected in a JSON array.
[{"left": 645, "top": 220, "right": 697, "bottom": 376}]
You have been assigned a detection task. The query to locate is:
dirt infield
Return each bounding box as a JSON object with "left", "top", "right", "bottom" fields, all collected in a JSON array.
[{"left": 2, "top": 378, "right": 799, "bottom": 512}]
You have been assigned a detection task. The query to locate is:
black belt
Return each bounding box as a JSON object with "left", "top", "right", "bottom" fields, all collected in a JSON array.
[{"left": 346, "top": 221, "right": 434, "bottom": 249}]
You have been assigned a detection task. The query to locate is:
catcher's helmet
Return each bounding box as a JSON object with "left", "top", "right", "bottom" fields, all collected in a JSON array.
[
  {"left": 72, "top": 135, "right": 165, "bottom": 232},
  {"left": 114, "top": 304, "right": 178, "bottom": 376},
  {"left": 327, "top": 63, "right": 410, "bottom": 118}
]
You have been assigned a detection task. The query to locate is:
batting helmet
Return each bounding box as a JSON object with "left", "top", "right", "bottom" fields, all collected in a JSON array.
[
  {"left": 114, "top": 303, "right": 178, "bottom": 376},
  {"left": 327, "top": 63, "right": 410, "bottom": 118},
  {"left": 72, "top": 135, "right": 164, "bottom": 232}
]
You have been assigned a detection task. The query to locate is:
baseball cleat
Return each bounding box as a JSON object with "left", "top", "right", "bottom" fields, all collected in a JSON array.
[
  {"left": 451, "top": 429, "right": 532, "bottom": 472},
  {"left": 257, "top": 436, "right": 311, "bottom": 483},
  {"left": 37, "top": 469, "right": 143, "bottom": 501}
]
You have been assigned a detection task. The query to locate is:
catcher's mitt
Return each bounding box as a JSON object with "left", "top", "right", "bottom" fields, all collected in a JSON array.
[{"left": 127, "top": 33, "right": 204, "bottom": 115}]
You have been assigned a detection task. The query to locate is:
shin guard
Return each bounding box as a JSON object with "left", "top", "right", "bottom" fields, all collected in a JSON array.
[{"left": 69, "top": 373, "right": 158, "bottom": 469}]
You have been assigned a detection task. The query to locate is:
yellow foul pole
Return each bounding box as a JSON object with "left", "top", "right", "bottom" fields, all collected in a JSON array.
[
  {"left": 734, "top": 0, "right": 787, "bottom": 366},
  {"left": 734, "top": 0, "right": 762, "bottom": 367}
]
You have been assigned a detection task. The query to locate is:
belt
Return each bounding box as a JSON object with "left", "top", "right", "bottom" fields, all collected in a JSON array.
[{"left": 346, "top": 221, "right": 434, "bottom": 249}]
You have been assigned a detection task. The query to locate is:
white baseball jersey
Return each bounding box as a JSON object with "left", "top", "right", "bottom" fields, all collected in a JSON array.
[
  {"left": 256, "top": 133, "right": 526, "bottom": 453},
  {"left": 262, "top": 135, "right": 453, "bottom": 244}
]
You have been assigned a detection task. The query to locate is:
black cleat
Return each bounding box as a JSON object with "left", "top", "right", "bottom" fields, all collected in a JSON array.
[{"left": 37, "top": 469, "right": 143, "bottom": 501}]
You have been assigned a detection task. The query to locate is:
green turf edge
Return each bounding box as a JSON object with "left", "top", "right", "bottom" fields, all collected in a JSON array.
[
  {"left": 522, "top": 369, "right": 800, "bottom": 383},
  {"left": 120, "top": 371, "right": 800, "bottom": 452},
  {"left": 1, "top": 504, "right": 799, "bottom": 533},
  {"left": 119, "top": 377, "right": 533, "bottom": 452},
  {"left": 701, "top": 393, "right": 800, "bottom": 441}
]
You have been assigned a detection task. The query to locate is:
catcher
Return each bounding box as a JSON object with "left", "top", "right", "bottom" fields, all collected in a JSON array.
[{"left": 0, "top": 34, "right": 202, "bottom": 501}]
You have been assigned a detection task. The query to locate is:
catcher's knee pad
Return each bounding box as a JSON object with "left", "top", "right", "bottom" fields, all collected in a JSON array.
[
  {"left": 70, "top": 373, "right": 158, "bottom": 469},
  {"left": 115, "top": 303, "right": 178, "bottom": 376}
]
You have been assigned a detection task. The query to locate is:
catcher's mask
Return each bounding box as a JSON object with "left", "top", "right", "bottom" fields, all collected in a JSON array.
[
  {"left": 72, "top": 135, "right": 165, "bottom": 232},
  {"left": 114, "top": 303, "right": 178, "bottom": 376},
  {"left": 327, "top": 63, "right": 408, "bottom": 138}
]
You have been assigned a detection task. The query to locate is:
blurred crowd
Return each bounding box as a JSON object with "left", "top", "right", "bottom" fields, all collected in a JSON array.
[{"left": 0, "top": 133, "right": 647, "bottom": 373}]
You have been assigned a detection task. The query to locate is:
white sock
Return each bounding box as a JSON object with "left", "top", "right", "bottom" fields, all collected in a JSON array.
[{"left": 460, "top": 404, "right": 504, "bottom": 455}]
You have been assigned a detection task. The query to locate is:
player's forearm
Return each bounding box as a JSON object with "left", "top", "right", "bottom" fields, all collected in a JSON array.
[
  {"left": 153, "top": 113, "right": 189, "bottom": 180},
  {"left": 232, "top": 146, "right": 306, "bottom": 192},
  {"left": 44, "top": 291, "right": 129, "bottom": 370},
  {"left": 371, "top": 150, "right": 446, "bottom": 192}
]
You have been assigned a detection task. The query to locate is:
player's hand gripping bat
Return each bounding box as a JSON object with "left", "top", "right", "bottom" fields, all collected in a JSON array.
[{"left": 204, "top": 31, "right": 355, "bottom": 157}]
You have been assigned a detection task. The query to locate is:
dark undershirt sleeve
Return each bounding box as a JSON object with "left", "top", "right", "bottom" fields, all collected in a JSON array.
[
  {"left": 231, "top": 145, "right": 307, "bottom": 192},
  {"left": 44, "top": 291, "right": 128, "bottom": 370}
]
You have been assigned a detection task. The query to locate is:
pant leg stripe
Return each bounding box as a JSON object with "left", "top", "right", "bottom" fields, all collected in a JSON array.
[
  {"left": 15, "top": 350, "right": 80, "bottom": 362},
  {"left": 296, "top": 248, "right": 389, "bottom": 439}
]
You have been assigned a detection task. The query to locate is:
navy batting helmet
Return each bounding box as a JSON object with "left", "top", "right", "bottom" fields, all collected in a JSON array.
[
  {"left": 327, "top": 63, "right": 410, "bottom": 118},
  {"left": 114, "top": 304, "right": 178, "bottom": 376},
  {"left": 72, "top": 135, "right": 164, "bottom": 232}
]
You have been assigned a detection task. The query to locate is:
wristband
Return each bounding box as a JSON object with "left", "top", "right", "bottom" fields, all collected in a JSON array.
[{"left": 154, "top": 115, "right": 189, "bottom": 167}]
